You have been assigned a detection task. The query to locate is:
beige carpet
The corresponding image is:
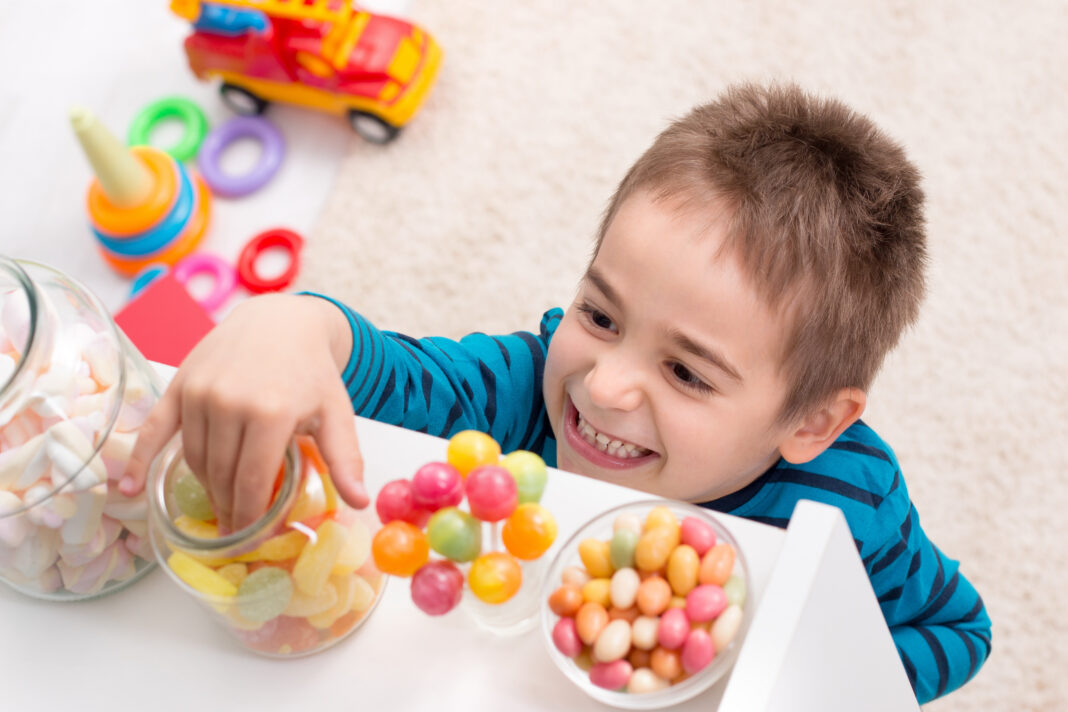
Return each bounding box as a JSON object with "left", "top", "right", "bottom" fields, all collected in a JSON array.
[{"left": 300, "top": 2, "right": 1068, "bottom": 709}]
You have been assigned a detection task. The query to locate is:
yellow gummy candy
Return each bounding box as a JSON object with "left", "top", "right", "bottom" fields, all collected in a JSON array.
[
  {"left": 350, "top": 574, "right": 376, "bottom": 614},
  {"left": 168, "top": 551, "right": 238, "bottom": 598},
  {"left": 174, "top": 515, "right": 219, "bottom": 539},
  {"left": 319, "top": 469, "right": 339, "bottom": 514},
  {"left": 293, "top": 519, "right": 348, "bottom": 596},
  {"left": 217, "top": 563, "right": 249, "bottom": 588},
  {"left": 307, "top": 574, "right": 355, "bottom": 629},
  {"left": 284, "top": 580, "right": 339, "bottom": 617},
  {"left": 236, "top": 530, "right": 309, "bottom": 562},
  {"left": 330, "top": 519, "right": 371, "bottom": 576},
  {"left": 286, "top": 478, "right": 327, "bottom": 524}
]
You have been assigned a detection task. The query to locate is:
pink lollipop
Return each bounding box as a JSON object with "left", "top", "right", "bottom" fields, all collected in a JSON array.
[
  {"left": 410, "top": 560, "right": 464, "bottom": 616},
  {"left": 375, "top": 479, "right": 431, "bottom": 528},
  {"left": 411, "top": 462, "right": 464, "bottom": 512},
  {"left": 465, "top": 465, "right": 518, "bottom": 522}
]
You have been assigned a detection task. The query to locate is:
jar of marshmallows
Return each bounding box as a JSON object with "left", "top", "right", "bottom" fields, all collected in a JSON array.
[{"left": 0, "top": 256, "right": 163, "bottom": 599}]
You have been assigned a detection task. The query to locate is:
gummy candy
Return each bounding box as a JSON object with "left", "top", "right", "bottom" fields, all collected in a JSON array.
[{"left": 237, "top": 566, "right": 294, "bottom": 623}]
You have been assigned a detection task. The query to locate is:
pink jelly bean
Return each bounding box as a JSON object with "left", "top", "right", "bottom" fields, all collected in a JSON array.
[
  {"left": 680, "top": 516, "right": 717, "bottom": 556},
  {"left": 410, "top": 560, "right": 464, "bottom": 616},
  {"left": 410, "top": 462, "right": 464, "bottom": 512},
  {"left": 658, "top": 606, "right": 691, "bottom": 650},
  {"left": 464, "top": 466, "right": 518, "bottom": 522},
  {"left": 685, "top": 584, "right": 728, "bottom": 622},
  {"left": 552, "top": 616, "right": 583, "bottom": 658},
  {"left": 375, "top": 479, "right": 431, "bottom": 527},
  {"left": 681, "top": 628, "right": 716, "bottom": 674},
  {"left": 589, "top": 660, "right": 633, "bottom": 690}
]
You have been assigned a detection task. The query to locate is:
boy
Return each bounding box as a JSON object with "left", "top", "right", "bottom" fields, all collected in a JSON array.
[{"left": 123, "top": 82, "right": 990, "bottom": 703}]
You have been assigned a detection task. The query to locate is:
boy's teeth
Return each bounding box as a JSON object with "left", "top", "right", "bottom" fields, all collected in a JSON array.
[{"left": 576, "top": 413, "right": 651, "bottom": 459}]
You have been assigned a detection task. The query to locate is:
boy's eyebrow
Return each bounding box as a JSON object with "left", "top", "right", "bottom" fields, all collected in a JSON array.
[
  {"left": 668, "top": 329, "right": 743, "bottom": 384},
  {"left": 583, "top": 268, "right": 622, "bottom": 307}
]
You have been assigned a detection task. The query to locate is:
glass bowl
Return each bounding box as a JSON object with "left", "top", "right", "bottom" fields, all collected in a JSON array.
[{"left": 540, "top": 500, "right": 753, "bottom": 708}]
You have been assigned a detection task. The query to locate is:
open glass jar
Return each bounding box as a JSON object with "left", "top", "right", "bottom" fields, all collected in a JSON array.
[
  {"left": 0, "top": 257, "right": 161, "bottom": 599},
  {"left": 148, "top": 435, "right": 386, "bottom": 657}
]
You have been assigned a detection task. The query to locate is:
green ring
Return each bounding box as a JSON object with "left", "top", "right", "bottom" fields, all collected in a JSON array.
[{"left": 127, "top": 96, "right": 209, "bottom": 162}]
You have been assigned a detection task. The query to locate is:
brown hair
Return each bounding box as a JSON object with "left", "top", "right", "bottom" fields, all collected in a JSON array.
[{"left": 596, "top": 82, "right": 927, "bottom": 424}]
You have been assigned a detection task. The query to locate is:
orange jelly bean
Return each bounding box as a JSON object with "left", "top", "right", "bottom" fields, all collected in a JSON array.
[
  {"left": 634, "top": 528, "right": 675, "bottom": 572},
  {"left": 699, "top": 543, "right": 736, "bottom": 586},
  {"left": 650, "top": 646, "right": 684, "bottom": 681},
  {"left": 667, "top": 544, "right": 700, "bottom": 596},
  {"left": 576, "top": 601, "right": 609, "bottom": 645},
  {"left": 635, "top": 575, "right": 672, "bottom": 616},
  {"left": 548, "top": 584, "right": 584, "bottom": 617}
]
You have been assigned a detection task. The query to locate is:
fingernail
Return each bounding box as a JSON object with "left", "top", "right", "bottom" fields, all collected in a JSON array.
[{"left": 119, "top": 476, "right": 134, "bottom": 494}]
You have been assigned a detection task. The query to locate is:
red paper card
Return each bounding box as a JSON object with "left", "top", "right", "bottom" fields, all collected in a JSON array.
[{"left": 114, "top": 274, "right": 215, "bottom": 367}]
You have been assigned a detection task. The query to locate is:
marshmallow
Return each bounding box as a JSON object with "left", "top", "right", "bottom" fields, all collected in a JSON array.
[
  {"left": 57, "top": 539, "right": 133, "bottom": 595},
  {"left": 0, "top": 491, "right": 30, "bottom": 548},
  {"left": 121, "top": 518, "right": 148, "bottom": 539},
  {"left": 45, "top": 419, "right": 108, "bottom": 488},
  {"left": 0, "top": 353, "right": 14, "bottom": 387},
  {"left": 123, "top": 532, "right": 154, "bottom": 561},
  {"left": 60, "top": 482, "right": 106, "bottom": 546},
  {"left": 12, "top": 527, "right": 59, "bottom": 579},
  {"left": 115, "top": 397, "right": 152, "bottom": 432},
  {"left": 58, "top": 515, "right": 122, "bottom": 567},
  {"left": 24, "top": 484, "right": 65, "bottom": 529},
  {"left": 102, "top": 486, "right": 146, "bottom": 522},
  {"left": 83, "top": 334, "right": 120, "bottom": 389},
  {"left": 0, "top": 431, "right": 48, "bottom": 490},
  {"left": 1, "top": 290, "right": 31, "bottom": 356}
]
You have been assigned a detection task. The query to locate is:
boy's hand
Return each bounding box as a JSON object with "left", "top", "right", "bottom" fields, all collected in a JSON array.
[{"left": 121, "top": 294, "right": 369, "bottom": 532}]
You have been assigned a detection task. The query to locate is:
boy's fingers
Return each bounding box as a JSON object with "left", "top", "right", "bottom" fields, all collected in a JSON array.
[
  {"left": 205, "top": 415, "right": 244, "bottom": 532},
  {"left": 315, "top": 390, "right": 368, "bottom": 509},
  {"left": 231, "top": 419, "right": 292, "bottom": 532},
  {"left": 121, "top": 387, "right": 181, "bottom": 496}
]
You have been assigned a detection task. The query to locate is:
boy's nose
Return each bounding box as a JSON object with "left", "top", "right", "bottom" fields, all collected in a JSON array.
[{"left": 585, "top": 354, "right": 644, "bottom": 412}]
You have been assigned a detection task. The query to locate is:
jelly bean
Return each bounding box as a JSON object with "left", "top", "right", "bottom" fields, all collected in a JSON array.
[
  {"left": 712, "top": 603, "right": 744, "bottom": 652},
  {"left": 292, "top": 519, "right": 348, "bottom": 595},
  {"left": 548, "top": 584, "right": 584, "bottom": 617},
  {"left": 612, "top": 512, "right": 642, "bottom": 535},
  {"left": 635, "top": 575, "right": 672, "bottom": 616},
  {"left": 609, "top": 567, "right": 640, "bottom": 610},
  {"left": 167, "top": 551, "right": 237, "bottom": 598},
  {"left": 658, "top": 607, "right": 690, "bottom": 650},
  {"left": 468, "top": 552, "right": 522, "bottom": 603},
  {"left": 593, "top": 619, "right": 632, "bottom": 663},
  {"left": 237, "top": 566, "right": 293, "bottom": 623},
  {"left": 634, "top": 528, "right": 675, "bottom": 572},
  {"left": 173, "top": 469, "right": 214, "bottom": 521},
  {"left": 582, "top": 577, "right": 612, "bottom": 607},
  {"left": 371, "top": 520, "right": 429, "bottom": 577},
  {"left": 578, "top": 538, "right": 614, "bottom": 579},
  {"left": 465, "top": 465, "right": 518, "bottom": 522},
  {"left": 426, "top": 507, "right": 481, "bottom": 563},
  {"left": 552, "top": 616, "right": 583, "bottom": 657},
  {"left": 681, "top": 628, "right": 715, "bottom": 674},
  {"left": 679, "top": 516, "right": 716, "bottom": 556},
  {"left": 446, "top": 430, "right": 500, "bottom": 476},
  {"left": 609, "top": 528, "right": 638, "bottom": 570},
  {"left": 643, "top": 506, "right": 679, "bottom": 534},
  {"left": 330, "top": 519, "right": 371, "bottom": 576},
  {"left": 630, "top": 615, "right": 660, "bottom": 650},
  {"left": 500, "top": 450, "right": 547, "bottom": 504},
  {"left": 650, "top": 647, "right": 683, "bottom": 681},
  {"left": 724, "top": 574, "right": 747, "bottom": 607},
  {"left": 410, "top": 560, "right": 464, "bottom": 616},
  {"left": 669, "top": 595, "right": 687, "bottom": 609},
  {"left": 667, "top": 544, "right": 700, "bottom": 596},
  {"left": 410, "top": 462, "right": 464, "bottom": 512},
  {"left": 216, "top": 562, "right": 249, "bottom": 588},
  {"left": 374, "top": 479, "right": 431, "bottom": 528},
  {"left": 561, "top": 565, "right": 592, "bottom": 588},
  {"left": 628, "top": 647, "right": 652, "bottom": 670},
  {"left": 607, "top": 606, "right": 639, "bottom": 623},
  {"left": 686, "top": 584, "right": 728, "bottom": 622},
  {"left": 589, "top": 660, "right": 633, "bottom": 691},
  {"left": 501, "top": 502, "right": 557, "bottom": 560},
  {"left": 698, "top": 543, "right": 735, "bottom": 586},
  {"left": 575, "top": 601, "right": 609, "bottom": 645},
  {"left": 283, "top": 579, "right": 338, "bottom": 617},
  {"left": 627, "top": 667, "right": 669, "bottom": 694}
]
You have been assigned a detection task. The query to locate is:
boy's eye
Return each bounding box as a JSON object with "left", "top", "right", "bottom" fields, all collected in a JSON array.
[
  {"left": 670, "top": 362, "right": 713, "bottom": 394},
  {"left": 577, "top": 302, "right": 618, "bottom": 333}
]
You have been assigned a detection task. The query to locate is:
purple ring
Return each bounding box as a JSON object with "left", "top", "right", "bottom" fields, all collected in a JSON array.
[
  {"left": 197, "top": 116, "right": 285, "bottom": 198},
  {"left": 172, "top": 253, "right": 237, "bottom": 312}
]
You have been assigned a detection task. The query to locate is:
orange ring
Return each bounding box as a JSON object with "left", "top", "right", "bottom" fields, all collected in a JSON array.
[
  {"left": 101, "top": 172, "right": 212, "bottom": 276},
  {"left": 87, "top": 146, "right": 179, "bottom": 238}
]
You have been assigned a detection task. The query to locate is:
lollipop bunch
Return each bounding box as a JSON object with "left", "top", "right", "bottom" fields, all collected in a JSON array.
[{"left": 372, "top": 430, "right": 558, "bottom": 616}]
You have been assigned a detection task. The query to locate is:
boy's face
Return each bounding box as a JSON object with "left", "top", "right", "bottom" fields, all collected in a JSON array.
[{"left": 544, "top": 190, "right": 798, "bottom": 502}]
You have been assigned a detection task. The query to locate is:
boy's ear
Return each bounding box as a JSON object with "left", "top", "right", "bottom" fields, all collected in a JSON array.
[{"left": 779, "top": 388, "right": 867, "bottom": 464}]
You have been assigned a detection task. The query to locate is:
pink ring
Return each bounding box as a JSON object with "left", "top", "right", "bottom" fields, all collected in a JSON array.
[{"left": 172, "top": 253, "right": 237, "bottom": 312}]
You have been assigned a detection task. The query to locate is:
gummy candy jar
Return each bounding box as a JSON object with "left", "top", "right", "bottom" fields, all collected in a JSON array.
[
  {"left": 0, "top": 257, "right": 162, "bottom": 600},
  {"left": 148, "top": 435, "right": 386, "bottom": 657}
]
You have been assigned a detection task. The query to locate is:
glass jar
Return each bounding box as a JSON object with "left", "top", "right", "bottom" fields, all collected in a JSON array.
[
  {"left": 148, "top": 435, "right": 386, "bottom": 657},
  {"left": 0, "top": 257, "right": 162, "bottom": 599}
]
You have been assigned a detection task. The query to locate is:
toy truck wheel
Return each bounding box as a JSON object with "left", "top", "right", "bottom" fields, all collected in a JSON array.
[
  {"left": 220, "top": 84, "right": 269, "bottom": 116},
  {"left": 347, "top": 111, "right": 400, "bottom": 144}
]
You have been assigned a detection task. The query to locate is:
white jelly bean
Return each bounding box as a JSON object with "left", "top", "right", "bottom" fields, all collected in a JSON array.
[
  {"left": 613, "top": 512, "right": 642, "bottom": 534},
  {"left": 609, "top": 567, "right": 640, "bottom": 609},
  {"left": 593, "top": 618, "right": 632, "bottom": 663},
  {"left": 631, "top": 615, "right": 660, "bottom": 650},
  {"left": 626, "top": 667, "right": 669, "bottom": 694},
  {"left": 712, "top": 603, "right": 744, "bottom": 652}
]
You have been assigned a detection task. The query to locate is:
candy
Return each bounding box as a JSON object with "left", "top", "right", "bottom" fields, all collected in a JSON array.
[
  {"left": 167, "top": 551, "right": 237, "bottom": 598},
  {"left": 502, "top": 502, "right": 557, "bottom": 560},
  {"left": 593, "top": 618, "right": 633, "bottom": 663},
  {"left": 307, "top": 573, "right": 358, "bottom": 629},
  {"left": 666, "top": 544, "right": 700, "bottom": 596},
  {"left": 216, "top": 562, "right": 249, "bottom": 587},
  {"left": 0, "top": 491, "right": 30, "bottom": 547},
  {"left": 552, "top": 616, "right": 583, "bottom": 657},
  {"left": 686, "top": 584, "right": 727, "bottom": 622},
  {"left": 681, "top": 628, "right": 715, "bottom": 674},
  {"left": 609, "top": 567, "right": 640, "bottom": 610},
  {"left": 612, "top": 512, "right": 642, "bottom": 535},
  {"left": 292, "top": 519, "right": 348, "bottom": 595},
  {"left": 467, "top": 551, "right": 521, "bottom": 603},
  {"left": 630, "top": 615, "right": 659, "bottom": 650},
  {"left": 236, "top": 530, "right": 308, "bottom": 563},
  {"left": 657, "top": 607, "right": 690, "bottom": 650},
  {"left": 445, "top": 430, "right": 500, "bottom": 476},
  {"left": 548, "top": 584, "right": 584, "bottom": 617},
  {"left": 410, "top": 560, "right": 464, "bottom": 615},
  {"left": 698, "top": 543, "right": 735, "bottom": 586},
  {"left": 426, "top": 507, "right": 481, "bottom": 563},
  {"left": 608, "top": 605, "right": 639, "bottom": 623},
  {"left": 237, "top": 566, "right": 294, "bottom": 623},
  {"left": 575, "top": 601, "right": 609, "bottom": 645},
  {"left": 371, "top": 519, "right": 429, "bottom": 578},
  {"left": 609, "top": 528, "right": 638, "bottom": 570},
  {"left": 643, "top": 506, "right": 679, "bottom": 535},
  {"left": 711, "top": 604, "right": 743, "bottom": 652},
  {"left": 578, "top": 538, "right": 614, "bottom": 579},
  {"left": 410, "top": 462, "right": 464, "bottom": 512},
  {"left": 581, "top": 577, "right": 612, "bottom": 607},
  {"left": 650, "top": 647, "right": 683, "bottom": 681},
  {"left": 634, "top": 527, "right": 675, "bottom": 572},
  {"left": 635, "top": 575, "right": 672, "bottom": 616},
  {"left": 499, "top": 450, "right": 547, "bottom": 504},
  {"left": 679, "top": 516, "right": 716, "bottom": 556},
  {"left": 627, "top": 667, "right": 669, "bottom": 694},
  {"left": 464, "top": 465, "right": 517, "bottom": 522},
  {"left": 173, "top": 468, "right": 214, "bottom": 521},
  {"left": 330, "top": 519, "right": 371, "bottom": 576},
  {"left": 561, "top": 565, "right": 592, "bottom": 588},
  {"left": 283, "top": 579, "right": 338, "bottom": 617},
  {"left": 724, "top": 575, "right": 747, "bottom": 606},
  {"left": 374, "top": 479, "right": 431, "bottom": 528},
  {"left": 589, "top": 660, "right": 633, "bottom": 690}
]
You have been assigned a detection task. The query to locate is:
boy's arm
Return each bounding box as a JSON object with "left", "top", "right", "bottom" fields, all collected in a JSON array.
[
  {"left": 865, "top": 503, "right": 992, "bottom": 703},
  {"left": 303, "top": 293, "right": 562, "bottom": 455}
]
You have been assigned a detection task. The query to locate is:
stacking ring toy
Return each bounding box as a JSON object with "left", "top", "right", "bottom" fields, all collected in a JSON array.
[
  {"left": 129, "top": 264, "right": 170, "bottom": 299},
  {"left": 198, "top": 116, "right": 285, "bottom": 198},
  {"left": 237, "top": 228, "right": 304, "bottom": 294},
  {"left": 128, "top": 96, "right": 209, "bottom": 163},
  {"left": 87, "top": 146, "right": 179, "bottom": 237},
  {"left": 173, "top": 253, "right": 237, "bottom": 312},
  {"left": 93, "top": 162, "right": 195, "bottom": 256}
]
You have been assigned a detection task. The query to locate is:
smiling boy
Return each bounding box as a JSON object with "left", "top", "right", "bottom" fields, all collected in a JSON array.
[{"left": 125, "top": 82, "right": 990, "bottom": 702}]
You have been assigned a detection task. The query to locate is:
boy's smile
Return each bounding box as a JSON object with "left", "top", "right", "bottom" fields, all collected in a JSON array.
[{"left": 544, "top": 190, "right": 798, "bottom": 502}]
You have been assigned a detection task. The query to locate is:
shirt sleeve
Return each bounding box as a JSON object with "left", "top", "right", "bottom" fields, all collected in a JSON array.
[
  {"left": 864, "top": 497, "right": 992, "bottom": 703},
  {"left": 301, "top": 292, "right": 563, "bottom": 455}
]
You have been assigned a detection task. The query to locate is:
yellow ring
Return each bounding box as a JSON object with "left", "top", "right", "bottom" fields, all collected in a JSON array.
[
  {"left": 101, "top": 172, "right": 212, "bottom": 277},
  {"left": 87, "top": 146, "right": 179, "bottom": 238}
]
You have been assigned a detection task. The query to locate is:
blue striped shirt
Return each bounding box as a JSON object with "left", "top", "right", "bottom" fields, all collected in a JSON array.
[{"left": 311, "top": 297, "right": 990, "bottom": 703}]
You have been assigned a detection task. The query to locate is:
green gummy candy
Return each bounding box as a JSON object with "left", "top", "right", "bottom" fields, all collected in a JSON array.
[
  {"left": 174, "top": 470, "right": 215, "bottom": 521},
  {"left": 237, "top": 567, "right": 294, "bottom": 623},
  {"left": 609, "top": 528, "right": 638, "bottom": 570},
  {"left": 724, "top": 575, "right": 747, "bottom": 607}
]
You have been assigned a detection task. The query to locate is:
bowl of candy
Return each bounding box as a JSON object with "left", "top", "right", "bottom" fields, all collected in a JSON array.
[{"left": 541, "top": 501, "right": 752, "bottom": 708}]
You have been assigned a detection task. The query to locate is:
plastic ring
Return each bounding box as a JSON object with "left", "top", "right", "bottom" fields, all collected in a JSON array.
[
  {"left": 87, "top": 146, "right": 179, "bottom": 237},
  {"left": 129, "top": 264, "right": 170, "bottom": 299},
  {"left": 197, "top": 116, "right": 285, "bottom": 198},
  {"left": 94, "top": 161, "right": 195, "bottom": 256},
  {"left": 236, "top": 228, "right": 304, "bottom": 294},
  {"left": 173, "top": 253, "right": 237, "bottom": 312},
  {"left": 101, "top": 172, "right": 212, "bottom": 277},
  {"left": 128, "top": 96, "right": 209, "bottom": 162}
]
